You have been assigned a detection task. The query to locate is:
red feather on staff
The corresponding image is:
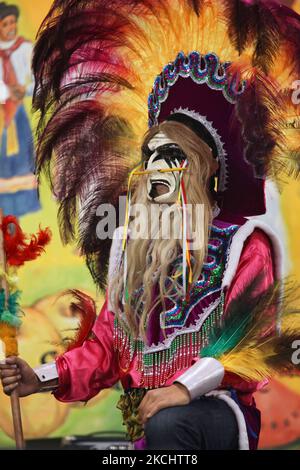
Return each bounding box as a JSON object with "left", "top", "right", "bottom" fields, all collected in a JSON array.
[{"left": 0, "top": 215, "right": 51, "bottom": 267}]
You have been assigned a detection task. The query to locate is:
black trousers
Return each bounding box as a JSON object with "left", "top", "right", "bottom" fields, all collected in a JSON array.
[{"left": 144, "top": 396, "right": 239, "bottom": 450}]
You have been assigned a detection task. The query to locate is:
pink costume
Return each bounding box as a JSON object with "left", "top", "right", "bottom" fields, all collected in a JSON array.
[
  {"left": 54, "top": 225, "right": 277, "bottom": 450},
  {"left": 31, "top": 1, "right": 299, "bottom": 451}
]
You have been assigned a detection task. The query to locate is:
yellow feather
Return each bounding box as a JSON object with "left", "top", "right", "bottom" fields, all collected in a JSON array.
[
  {"left": 220, "top": 349, "right": 273, "bottom": 382},
  {"left": 96, "top": 0, "right": 296, "bottom": 172},
  {"left": 282, "top": 314, "right": 300, "bottom": 332}
]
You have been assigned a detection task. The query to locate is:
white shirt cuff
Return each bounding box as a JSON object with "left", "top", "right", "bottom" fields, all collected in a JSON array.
[
  {"left": 34, "top": 362, "right": 58, "bottom": 383},
  {"left": 175, "top": 357, "right": 225, "bottom": 400}
]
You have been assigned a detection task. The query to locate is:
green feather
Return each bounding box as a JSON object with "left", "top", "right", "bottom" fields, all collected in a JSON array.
[
  {"left": 0, "top": 289, "right": 6, "bottom": 312},
  {"left": 201, "top": 274, "right": 279, "bottom": 359},
  {"left": 7, "top": 290, "right": 21, "bottom": 316},
  {"left": 0, "top": 289, "right": 22, "bottom": 328},
  {"left": 0, "top": 311, "right": 22, "bottom": 328}
]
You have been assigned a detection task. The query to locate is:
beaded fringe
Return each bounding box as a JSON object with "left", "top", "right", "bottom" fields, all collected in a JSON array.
[{"left": 114, "top": 293, "right": 224, "bottom": 388}]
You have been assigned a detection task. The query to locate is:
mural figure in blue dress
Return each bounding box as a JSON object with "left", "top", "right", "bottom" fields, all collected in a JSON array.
[{"left": 0, "top": 2, "right": 40, "bottom": 217}]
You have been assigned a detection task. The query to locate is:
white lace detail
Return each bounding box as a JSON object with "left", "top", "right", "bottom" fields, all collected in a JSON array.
[{"left": 171, "top": 107, "right": 229, "bottom": 191}]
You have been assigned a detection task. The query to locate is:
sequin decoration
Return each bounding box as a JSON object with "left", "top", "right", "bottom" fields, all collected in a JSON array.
[
  {"left": 113, "top": 222, "right": 240, "bottom": 389},
  {"left": 148, "top": 51, "right": 247, "bottom": 127},
  {"left": 114, "top": 293, "right": 225, "bottom": 389},
  {"left": 160, "top": 223, "right": 239, "bottom": 330}
]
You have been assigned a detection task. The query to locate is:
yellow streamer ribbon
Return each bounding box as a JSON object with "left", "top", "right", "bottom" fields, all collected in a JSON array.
[{"left": 133, "top": 167, "right": 187, "bottom": 176}]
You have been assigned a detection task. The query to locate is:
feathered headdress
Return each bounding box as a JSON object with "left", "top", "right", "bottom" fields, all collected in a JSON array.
[{"left": 33, "top": 0, "right": 300, "bottom": 289}]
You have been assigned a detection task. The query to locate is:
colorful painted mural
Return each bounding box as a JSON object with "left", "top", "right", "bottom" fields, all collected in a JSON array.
[
  {"left": 0, "top": 0, "right": 299, "bottom": 449},
  {"left": 0, "top": 1, "right": 40, "bottom": 217}
]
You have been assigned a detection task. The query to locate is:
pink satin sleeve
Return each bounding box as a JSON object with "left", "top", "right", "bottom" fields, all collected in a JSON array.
[
  {"left": 224, "top": 228, "right": 275, "bottom": 309},
  {"left": 221, "top": 228, "right": 275, "bottom": 400},
  {"left": 54, "top": 300, "right": 119, "bottom": 403}
]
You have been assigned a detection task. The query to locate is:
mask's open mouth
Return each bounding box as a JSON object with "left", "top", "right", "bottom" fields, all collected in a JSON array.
[{"left": 149, "top": 179, "right": 170, "bottom": 199}]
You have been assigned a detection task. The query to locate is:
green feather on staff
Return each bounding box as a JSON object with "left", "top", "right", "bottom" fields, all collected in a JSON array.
[{"left": 0, "top": 289, "right": 22, "bottom": 328}]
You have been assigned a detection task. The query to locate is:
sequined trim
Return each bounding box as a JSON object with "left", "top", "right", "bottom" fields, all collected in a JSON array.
[
  {"left": 148, "top": 51, "right": 247, "bottom": 127},
  {"left": 114, "top": 294, "right": 225, "bottom": 389},
  {"left": 159, "top": 223, "right": 239, "bottom": 330},
  {"left": 148, "top": 51, "right": 247, "bottom": 194},
  {"left": 113, "top": 222, "right": 240, "bottom": 389}
]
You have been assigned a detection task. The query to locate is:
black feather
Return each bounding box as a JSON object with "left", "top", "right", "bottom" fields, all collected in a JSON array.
[
  {"left": 187, "top": 0, "right": 204, "bottom": 16},
  {"left": 223, "top": 0, "right": 252, "bottom": 55},
  {"left": 235, "top": 73, "right": 285, "bottom": 179},
  {"left": 264, "top": 332, "right": 300, "bottom": 375},
  {"left": 252, "top": 2, "right": 281, "bottom": 74},
  {"left": 224, "top": 1, "right": 282, "bottom": 73}
]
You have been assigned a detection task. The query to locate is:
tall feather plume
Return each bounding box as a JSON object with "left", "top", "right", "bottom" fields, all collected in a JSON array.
[
  {"left": 226, "top": 0, "right": 300, "bottom": 186},
  {"left": 265, "top": 1, "right": 300, "bottom": 79},
  {"left": 225, "top": 1, "right": 300, "bottom": 76},
  {"left": 276, "top": 89, "right": 300, "bottom": 180},
  {"left": 251, "top": 1, "right": 281, "bottom": 74},
  {"left": 33, "top": 1, "right": 144, "bottom": 288}
]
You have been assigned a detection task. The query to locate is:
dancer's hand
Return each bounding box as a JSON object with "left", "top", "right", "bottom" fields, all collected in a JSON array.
[
  {"left": 138, "top": 383, "right": 190, "bottom": 424},
  {"left": 0, "top": 356, "right": 39, "bottom": 397}
]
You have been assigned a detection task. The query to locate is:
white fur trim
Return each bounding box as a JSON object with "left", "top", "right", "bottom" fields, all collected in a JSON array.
[
  {"left": 249, "top": 180, "right": 291, "bottom": 276},
  {"left": 206, "top": 390, "right": 250, "bottom": 450},
  {"left": 222, "top": 219, "right": 283, "bottom": 289},
  {"left": 107, "top": 226, "right": 124, "bottom": 311},
  {"left": 221, "top": 219, "right": 284, "bottom": 333}
]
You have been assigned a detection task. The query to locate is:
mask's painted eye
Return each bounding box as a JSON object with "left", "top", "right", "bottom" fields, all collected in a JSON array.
[
  {"left": 144, "top": 158, "right": 150, "bottom": 170},
  {"left": 142, "top": 144, "right": 152, "bottom": 169},
  {"left": 157, "top": 145, "right": 187, "bottom": 166},
  {"left": 143, "top": 143, "right": 187, "bottom": 169}
]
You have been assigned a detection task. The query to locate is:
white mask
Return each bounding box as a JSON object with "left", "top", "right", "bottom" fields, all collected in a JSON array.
[{"left": 145, "top": 132, "right": 187, "bottom": 203}]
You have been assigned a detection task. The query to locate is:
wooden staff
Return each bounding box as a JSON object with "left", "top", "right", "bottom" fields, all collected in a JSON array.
[{"left": 0, "top": 209, "right": 25, "bottom": 449}]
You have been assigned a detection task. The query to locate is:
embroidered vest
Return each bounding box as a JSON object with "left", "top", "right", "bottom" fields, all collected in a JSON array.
[{"left": 113, "top": 220, "right": 240, "bottom": 388}]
